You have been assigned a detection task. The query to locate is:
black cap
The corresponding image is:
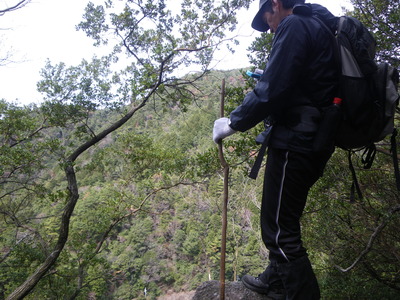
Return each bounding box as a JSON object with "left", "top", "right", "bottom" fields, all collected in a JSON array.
[{"left": 251, "top": 0, "right": 271, "bottom": 32}]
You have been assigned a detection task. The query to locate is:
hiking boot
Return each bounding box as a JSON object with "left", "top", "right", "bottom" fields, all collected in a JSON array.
[{"left": 242, "top": 274, "right": 286, "bottom": 299}]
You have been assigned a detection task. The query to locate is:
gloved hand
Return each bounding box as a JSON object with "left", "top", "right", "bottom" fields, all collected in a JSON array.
[{"left": 213, "top": 117, "right": 236, "bottom": 143}]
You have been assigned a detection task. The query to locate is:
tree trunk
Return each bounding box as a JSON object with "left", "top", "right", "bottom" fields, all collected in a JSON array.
[{"left": 6, "top": 164, "right": 79, "bottom": 300}]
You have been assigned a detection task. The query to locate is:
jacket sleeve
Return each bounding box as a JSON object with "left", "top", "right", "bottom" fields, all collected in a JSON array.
[{"left": 229, "top": 15, "right": 313, "bottom": 132}]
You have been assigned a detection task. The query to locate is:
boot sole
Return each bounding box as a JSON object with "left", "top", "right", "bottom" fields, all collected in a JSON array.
[{"left": 242, "top": 280, "right": 286, "bottom": 300}]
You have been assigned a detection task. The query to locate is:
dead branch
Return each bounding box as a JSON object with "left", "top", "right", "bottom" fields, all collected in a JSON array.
[
  {"left": 334, "top": 204, "right": 400, "bottom": 273},
  {"left": 0, "top": 0, "right": 30, "bottom": 16}
]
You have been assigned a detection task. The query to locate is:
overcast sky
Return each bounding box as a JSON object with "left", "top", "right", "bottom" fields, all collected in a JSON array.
[{"left": 0, "top": 0, "right": 352, "bottom": 105}]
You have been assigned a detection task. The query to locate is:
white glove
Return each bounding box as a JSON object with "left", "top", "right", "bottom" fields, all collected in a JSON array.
[{"left": 213, "top": 117, "right": 236, "bottom": 143}]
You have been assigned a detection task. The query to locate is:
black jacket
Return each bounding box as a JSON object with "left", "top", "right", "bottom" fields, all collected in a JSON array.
[{"left": 230, "top": 5, "right": 339, "bottom": 153}]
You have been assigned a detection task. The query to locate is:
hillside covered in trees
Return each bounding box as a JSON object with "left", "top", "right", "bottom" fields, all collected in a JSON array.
[
  {"left": 2, "top": 67, "right": 400, "bottom": 299},
  {"left": 1, "top": 0, "right": 400, "bottom": 299}
]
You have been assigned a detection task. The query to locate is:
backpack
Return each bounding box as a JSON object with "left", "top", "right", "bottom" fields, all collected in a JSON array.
[
  {"left": 314, "top": 12, "right": 400, "bottom": 200},
  {"left": 333, "top": 16, "right": 399, "bottom": 150},
  {"left": 249, "top": 5, "right": 400, "bottom": 190}
]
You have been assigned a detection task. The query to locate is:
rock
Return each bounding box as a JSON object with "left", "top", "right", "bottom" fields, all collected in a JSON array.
[{"left": 192, "top": 280, "right": 274, "bottom": 300}]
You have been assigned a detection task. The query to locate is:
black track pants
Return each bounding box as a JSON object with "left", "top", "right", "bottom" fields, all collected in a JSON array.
[
  {"left": 261, "top": 148, "right": 331, "bottom": 262},
  {"left": 260, "top": 148, "right": 331, "bottom": 299}
]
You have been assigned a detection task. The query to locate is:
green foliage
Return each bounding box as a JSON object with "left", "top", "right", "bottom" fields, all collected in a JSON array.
[
  {"left": 2, "top": 0, "right": 257, "bottom": 294},
  {"left": 349, "top": 0, "right": 400, "bottom": 67},
  {"left": 0, "top": 67, "right": 268, "bottom": 299},
  {"left": 2, "top": 0, "right": 400, "bottom": 298},
  {"left": 302, "top": 147, "right": 400, "bottom": 298},
  {"left": 247, "top": 32, "right": 274, "bottom": 69}
]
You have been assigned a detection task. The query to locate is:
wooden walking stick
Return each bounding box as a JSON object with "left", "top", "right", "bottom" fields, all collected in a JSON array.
[{"left": 218, "top": 78, "right": 229, "bottom": 300}]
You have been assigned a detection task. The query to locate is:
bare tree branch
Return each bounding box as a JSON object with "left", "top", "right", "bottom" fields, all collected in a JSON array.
[
  {"left": 0, "top": 0, "right": 30, "bottom": 16},
  {"left": 334, "top": 204, "right": 400, "bottom": 273}
]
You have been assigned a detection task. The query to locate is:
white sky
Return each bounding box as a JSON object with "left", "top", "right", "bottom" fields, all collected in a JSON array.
[{"left": 0, "top": 0, "right": 352, "bottom": 105}]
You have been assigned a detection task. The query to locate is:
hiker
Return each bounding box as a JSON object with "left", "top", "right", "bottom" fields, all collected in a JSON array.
[{"left": 213, "top": 0, "right": 339, "bottom": 299}]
